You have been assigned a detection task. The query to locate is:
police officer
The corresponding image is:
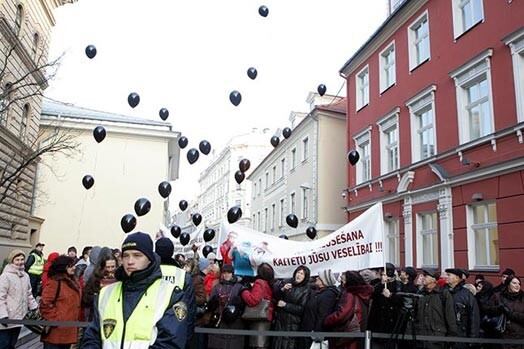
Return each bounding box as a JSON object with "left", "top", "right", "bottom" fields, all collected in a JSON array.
[
  {"left": 24, "top": 242, "right": 45, "bottom": 298},
  {"left": 82, "top": 232, "right": 195, "bottom": 348}
]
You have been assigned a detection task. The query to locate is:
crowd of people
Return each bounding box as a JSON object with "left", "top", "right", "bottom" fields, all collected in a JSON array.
[{"left": 0, "top": 237, "right": 523, "bottom": 349}]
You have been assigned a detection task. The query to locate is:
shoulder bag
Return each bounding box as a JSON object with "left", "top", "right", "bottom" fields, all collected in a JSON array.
[{"left": 242, "top": 282, "right": 271, "bottom": 321}]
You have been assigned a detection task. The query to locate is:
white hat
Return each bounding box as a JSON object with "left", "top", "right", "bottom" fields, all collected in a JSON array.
[{"left": 207, "top": 252, "right": 217, "bottom": 260}]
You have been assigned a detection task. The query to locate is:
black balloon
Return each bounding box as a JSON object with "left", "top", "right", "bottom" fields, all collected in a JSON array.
[
  {"left": 317, "top": 84, "right": 327, "bottom": 97},
  {"left": 270, "top": 136, "right": 280, "bottom": 147},
  {"left": 93, "top": 126, "right": 106, "bottom": 143},
  {"left": 239, "top": 159, "right": 251, "bottom": 173},
  {"left": 85, "top": 45, "right": 97, "bottom": 59},
  {"left": 258, "top": 5, "right": 269, "bottom": 17},
  {"left": 286, "top": 214, "right": 298, "bottom": 228},
  {"left": 282, "top": 127, "right": 292, "bottom": 139},
  {"left": 279, "top": 234, "right": 288, "bottom": 240},
  {"left": 179, "top": 200, "right": 188, "bottom": 211},
  {"left": 159, "top": 108, "right": 169, "bottom": 121},
  {"left": 82, "top": 175, "right": 94, "bottom": 190},
  {"left": 234, "top": 170, "right": 245, "bottom": 184},
  {"left": 247, "top": 67, "right": 258, "bottom": 80},
  {"left": 187, "top": 148, "right": 200, "bottom": 164},
  {"left": 227, "top": 206, "right": 242, "bottom": 224},
  {"left": 120, "top": 214, "right": 137, "bottom": 233},
  {"left": 170, "top": 225, "right": 181, "bottom": 239},
  {"left": 128, "top": 92, "right": 140, "bottom": 108},
  {"left": 202, "top": 245, "right": 213, "bottom": 258},
  {"left": 229, "top": 90, "right": 242, "bottom": 106},
  {"left": 203, "top": 228, "right": 216, "bottom": 242},
  {"left": 180, "top": 232, "right": 190, "bottom": 246},
  {"left": 347, "top": 149, "right": 360, "bottom": 166},
  {"left": 134, "top": 198, "right": 151, "bottom": 217},
  {"left": 178, "top": 136, "right": 188, "bottom": 149},
  {"left": 158, "top": 181, "right": 171, "bottom": 199},
  {"left": 192, "top": 213, "right": 202, "bottom": 226},
  {"left": 306, "top": 226, "right": 317, "bottom": 240},
  {"left": 199, "top": 140, "right": 211, "bottom": 155}
]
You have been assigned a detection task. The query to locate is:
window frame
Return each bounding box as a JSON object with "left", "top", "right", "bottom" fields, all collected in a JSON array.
[
  {"left": 450, "top": 49, "right": 494, "bottom": 144},
  {"left": 353, "top": 126, "right": 372, "bottom": 184},
  {"left": 416, "top": 211, "right": 439, "bottom": 268},
  {"left": 279, "top": 198, "right": 285, "bottom": 227},
  {"left": 385, "top": 219, "right": 400, "bottom": 266},
  {"left": 379, "top": 41, "right": 396, "bottom": 93},
  {"left": 377, "top": 108, "right": 400, "bottom": 175},
  {"left": 301, "top": 187, "right": 309, "bottom": 220},
  {"left": 302, "top": 137, "right": 309, "bottom": 162},
  {"left": 271, "top": 203, "right": 276, "bottom": 231},
  {"left": 408, "top": 10, "right": 430, "bottom": 71},
  {"left": 451, "top": 0, "right": 484, "bottom": 39},
  {"left": 280, "top": 158, "right": 285, "bottom": 178},
  {"left": 466, "top": 201, "right": 499, "bottom": 270},
  {"left": 406, "top": 85, "right": 437, "bottom": 163},
  {"left": 291, "top": 147, "right": 297, "bottom": 169},
  {"left": 355, "top": 65, "right": 370, "bottom": 111},
  {"left": 504, "top": 28, "right": 524, "bottom": 123},
  {"left": 290, "top": 192, "right": 296, "bottom": 214}
]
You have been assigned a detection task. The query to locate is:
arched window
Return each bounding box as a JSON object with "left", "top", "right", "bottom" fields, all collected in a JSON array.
[
  {"left": 0, "top": 83, "right": 13, "bottom": 127},
  {"left": 14, "top": 4, "right": 24, "bottom": 35},
  {"left": 21, "top": 103, "right": 30, "bottom": 141},
  {"left": 33, "top": 32, "right": 40, "bottom": 60}
]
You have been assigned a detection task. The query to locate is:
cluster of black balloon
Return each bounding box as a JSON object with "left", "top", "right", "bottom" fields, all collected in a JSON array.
[
  {"left": 179, "top": 137, "right": 211, "bottom": 165},
  {"left": 270, "top": 126, "right": 294, "bottom": 148},
  {"left": 119, "top": 197, "right": 151, "bottom": 234},
  {"left": 234, "top": 158, "right": 251, "bottom": 184},
  {"left": 347, "top": 149, "right": 360, "bottom": 166},
  {"left": 201, "top": 228, "right": 216, "bottom": 258}
]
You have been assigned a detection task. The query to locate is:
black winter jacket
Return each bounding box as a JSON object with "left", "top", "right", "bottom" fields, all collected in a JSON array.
[
  {"left": 300, "top": 285, "right": 340, "bottom": 332},
  {"left": 415, "top": 287, "right": 458, "bottom": 337},
  {"left": 367, "top": 279, "right": 403, "bottom": 333},
  {"left": 447, "top": 281, "right": 480, "bottom": 338}
]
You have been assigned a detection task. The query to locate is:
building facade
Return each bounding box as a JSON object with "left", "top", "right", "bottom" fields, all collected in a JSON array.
[
  {"left": 0, "top": 0, "right": 75, "bottom": 258},
  {"left": 196, "top": 129, "right": 274, "bottom": 234},
  {"left": 340, "top": 0, "right": 524, "bottom": 277},
  {"left": 33, "top": 100, "right": 180, "bottom": 253},
  {"left": 249, "top": 93, "right": 347, "bottom": 241}
]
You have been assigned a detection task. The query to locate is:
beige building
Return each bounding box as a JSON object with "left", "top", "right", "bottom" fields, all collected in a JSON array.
[
  {"left": 0, "top": 0, "right": 76, "bottom": 258},
  {"left": 33, "top": 100, "right": 180, "bottom": 253},
  {"left": 248, "top": 93, "right": 347, "bottom": 240}
]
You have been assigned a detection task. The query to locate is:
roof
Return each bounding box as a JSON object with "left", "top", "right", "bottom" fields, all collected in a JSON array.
[
  {"left": 315, "top": 97, "right": 347, "bottom": 114},
  {"left": 41, "top": 100, "right": 171, "bottom": 128}
]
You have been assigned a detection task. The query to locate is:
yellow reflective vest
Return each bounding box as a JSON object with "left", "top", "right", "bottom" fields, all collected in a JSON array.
[
  {"left": 98, "top": 276, "right": 183, "bottom": 349},
  {"left": 160, "top": 264, "right": 186, "bottom": 288},
  {"left": 28, "top": 252, "right": 44, "bottom": 275}
]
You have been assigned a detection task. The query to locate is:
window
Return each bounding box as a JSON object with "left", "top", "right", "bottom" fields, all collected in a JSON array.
[
  {"left": 264, "top": 172, "right": 269, "bottom": 189},
  {"left": 504, "top": 28, "right": 524, "bottom": 123},
  {"left": 291, "top": 148, "right": 297, "bottom": 169},
  {"left": 279, "top": 199, "right": 285, "bottom": 226},
  {"left": 467, "top": 202, "right": 499, "bottom": 269},
  {"left": 452, "top": 0, "right": 484, "bottom": 38},
  {"left": 253, "top": 182, "right": 257, "bottom": 198},
  {"left": 290, "top": 193, "right": 296, "bottom": 214},
  {"left": 354, "top": 126, "right": 372, "bottom": 184},
  {"left": 20, "top": 103, "right": 30, "bottom": 141},
  {"left": 272, "top": 166, "right": 276, "bottom": 184},
  {"left": 258, "top": 179, "right": 261, "bottom": 195},
  {"left": 380, "top": 42, "right": 396, "bottom": 92},
  {"left": 450, "top": 49, "right": 494, "bottom": 144},
  {"left": 417, "top": 212, "right": 438, "bottom": 267},
  {"left": 264, "top": 208, "right": 268, "bottom": 232},
  {"left": 252, "top": 214, "right": 256, "bottom": 229},
  {"left": 257, "top": 211, "right": 261, "bottom": 231},
  {"left": 0, "top": 83, "right": 12, "bottom": 126},
  {"left": 385, "top": 219, "right": 400, "bottom": 266},
  {"left": 356, "top": 65, "right": 369, "bottom": 110},
  {"left": 302, "top": 137, "right": 309, "bottom": 161},
  {"left": 301, "top": 188, "right": 309, "bottom": 220},
  {"left": 33, "top": 32, "right": 40, "bottom": 60},
  {"left": 408, "top": 11, "right": 430, "bottom": 70},
  {"left": 14, "top": 4, "right": 24, "bottom": 35},
  {"left": 407, "top": 85, "right": 437, "bottom": 162},
  {"left": 280, "top": 158, "right": 285, "bottom": 178},
  {"left": 271, "top": 203, "right": 276, "bottom": 230},
  {"left": 377, "top": 108, "right": 400, "bottom": 175}
]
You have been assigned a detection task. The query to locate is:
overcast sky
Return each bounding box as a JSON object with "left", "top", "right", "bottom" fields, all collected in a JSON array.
[{"left": 45, "top": 0, "right": 388, "bottom": 205}]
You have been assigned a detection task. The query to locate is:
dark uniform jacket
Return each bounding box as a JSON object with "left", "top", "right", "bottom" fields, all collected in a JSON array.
[{"left": 82, "top": 255, "right": 196, "bottom": 349}]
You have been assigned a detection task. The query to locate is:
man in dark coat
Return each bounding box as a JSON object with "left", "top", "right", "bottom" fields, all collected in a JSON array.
[
  {"left": 415, "top": 268, "right": 458, "bottom": 349},
  {"left": 445, "top": 268, "right": 480, "bottom": 344},
  {"left": 82, "top": 232, "right": 196, "bottom": 348},
  {"left": 493, "top": 268, "right": 515, "bottom": 293},
  {"left": 300, "top": 269, "right": 340, "bottom": 348},
  {"left": 24, "top": 242, "right": 45, "bottom": 297}
]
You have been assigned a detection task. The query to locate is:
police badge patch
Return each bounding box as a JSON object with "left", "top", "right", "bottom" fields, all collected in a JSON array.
[
  {"left": 173, "top": 301, "right": 187, "bottom": 322},
  {"left": 103, "top": 319, "right": 117, "bottom": 339}
]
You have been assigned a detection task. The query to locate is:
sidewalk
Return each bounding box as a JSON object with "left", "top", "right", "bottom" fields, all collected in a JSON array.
[{"left": 15, "top": 328, "right": 42, "bottom": 349}]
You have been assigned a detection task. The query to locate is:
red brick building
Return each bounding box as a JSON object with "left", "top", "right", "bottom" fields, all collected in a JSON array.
[{"left": 340, "top": 0, "right": 524, "bottom": 279}]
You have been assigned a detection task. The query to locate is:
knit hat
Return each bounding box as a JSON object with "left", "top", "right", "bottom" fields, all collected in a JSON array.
[
  {"left": 221, "top": 264, "right": 234, "bottom": 273},
  {"left": 122, "top": 232, "right": 155, "bottom": 262},
  {"left": 198, "top": 258, "right": 210, "bottom": 271},
  {"left": 8, "top": 249, "right": 25, "bottom": 263},
  {"left": 359, "top": 269, "right": 377, "bottom": 285},
  {"left": 207, "top": 252, "right": 217, "bottom": 261},
  {"left": 502, "top": 268, "right": 515, "bottom": 276},
  {"left": 155, "top": 237, "right": 174, "bottom": 259},
  {"left": 318, "top": 269, "right": 337, "bottom": 287}
]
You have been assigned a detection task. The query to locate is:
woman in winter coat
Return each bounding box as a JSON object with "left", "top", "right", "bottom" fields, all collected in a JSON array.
[
  {"left": 82, "top": 252, "right": 117, "bottom": 320},
  {"left": 208, "top": 264, "right": 246, "bottom": 349},
  {"left": 242, "top": 262, "right": 275, "bottom": 349},
  {"left": 0, "top": 250, "right": 39, "bottom": 349},
  {"left": 324, "top": 271, "right": 374, "bottom": 349},
  {"left": 40, "top": 255, "right": 82, "bottom": 349},
  {"left": 301, "top": 269, "right": 341, "bottom": 349},
  {"left": 204, "top": 263, "right": 221, "bottom": 300},
  {"left": 486, "top": 275, "right": 524, "bottom": 348},
  {"left": 272, "top": 265, "right": 311, "bottom": 349}
]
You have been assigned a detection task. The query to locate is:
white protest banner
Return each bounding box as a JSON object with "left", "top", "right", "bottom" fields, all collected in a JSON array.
[
  {"left": 172, "top": 224, "right": 206, "bottom": 257},
  {"left": 218, "top": 202, "right": 385, "bottom": 278}
]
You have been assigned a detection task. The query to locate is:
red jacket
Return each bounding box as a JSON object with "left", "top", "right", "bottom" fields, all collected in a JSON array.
[
  {"left": 41, "top": 253, "right": 59, "bottom": 291},
  {"left": 40, "top": 274, "right": 82, "bottom": 345},
  {"left": 204, "top": 273, "right": 219, "bottom": 297},
  {"left": 242, "top": 279, "right": 274, "bottom": 322}
]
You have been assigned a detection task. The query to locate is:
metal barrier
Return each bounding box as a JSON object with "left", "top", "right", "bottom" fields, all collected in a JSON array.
[{"left": 2, "top": 318, "right": 524, "bottom": 346}]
